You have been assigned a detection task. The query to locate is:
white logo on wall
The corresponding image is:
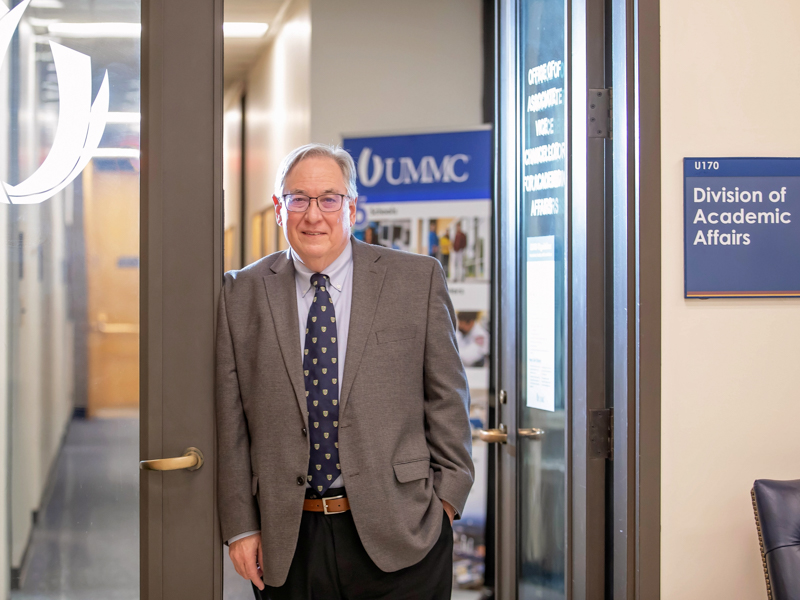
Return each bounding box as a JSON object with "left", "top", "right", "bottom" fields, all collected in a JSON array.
[
  {"left": 357, "top": 147, "right": 470, "bottom": 188},
  {"left": 0, "top": 0, "right": 109, "bottom": 205}
]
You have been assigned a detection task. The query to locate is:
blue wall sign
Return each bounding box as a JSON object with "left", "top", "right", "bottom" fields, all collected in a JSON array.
[
  {"left": 343, "top": 129, "right": 491, "bottom": 203},
  {"left": 684, "top": 157, "right": 800, "bottom": 297}
]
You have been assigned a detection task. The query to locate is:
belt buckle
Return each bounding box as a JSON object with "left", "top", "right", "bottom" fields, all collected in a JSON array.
[{"left": 322, "top": 495, "right": 344, "bottom": 515}]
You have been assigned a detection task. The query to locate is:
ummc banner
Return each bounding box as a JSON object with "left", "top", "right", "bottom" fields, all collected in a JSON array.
[
  {"left": 343, "top": 128, "right": 491, "bottom": 202},
  {"left": 343, "top": 128, "right": 491, "bottom": 590}
]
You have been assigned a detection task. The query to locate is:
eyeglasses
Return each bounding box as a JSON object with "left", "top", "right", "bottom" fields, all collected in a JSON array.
[{"left": 282, "top": 193, "right": 348, "bottom": 213}]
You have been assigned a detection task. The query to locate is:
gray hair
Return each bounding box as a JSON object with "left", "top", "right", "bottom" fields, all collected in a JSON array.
[{"left": 274, "top": 143, "right": 358, "bottom": 200}]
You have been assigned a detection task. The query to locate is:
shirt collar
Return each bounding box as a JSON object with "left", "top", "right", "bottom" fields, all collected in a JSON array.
[{"left": 291, "top": 240, "right": 353, "bottom": 297}]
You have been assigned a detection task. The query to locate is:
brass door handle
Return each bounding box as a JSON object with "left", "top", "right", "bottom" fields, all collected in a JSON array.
[
  {"left": 96, "top": 321, "right": 139, "bottom": 334},
  {"left": 140, "top": 447, "right": 204, "bottom": 471},
  {"left": 478, "top": 427, "right": 508, "bottom": 444},
  {"left": 518, "top": 428, "right": 545, "bottom": 439},
  {"left": 477, "top": 427, "right": 545, "bottom": 443},
  {"left": 93, "top": 312, "right": 139, "bottom": 334}
]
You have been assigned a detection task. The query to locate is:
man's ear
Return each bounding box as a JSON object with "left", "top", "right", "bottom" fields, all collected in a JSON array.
[
  {"left": 272, "top": 195, "right": 283, "bottom": 226},
  {"left": 348, "top": 197, "right": 358, "bottom": 227}
]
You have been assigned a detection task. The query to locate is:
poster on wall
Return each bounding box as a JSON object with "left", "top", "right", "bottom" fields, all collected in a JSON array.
[
  {"left": 344, "top": 128, "right": 491, "bottom": 590},
  {"left": 684, "top": 157, "right": 800, "bottom": 298}
]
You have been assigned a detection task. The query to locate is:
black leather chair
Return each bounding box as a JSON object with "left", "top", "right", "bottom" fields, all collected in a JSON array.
[{"left": 752, "top": 479, "right": 800, "bottom": 600}]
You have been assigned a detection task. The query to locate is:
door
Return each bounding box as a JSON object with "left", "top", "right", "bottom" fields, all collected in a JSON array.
[
  {"left": 486, "top": 0, "right": 611, "bottom": 598},
  {"left": 85, "top": 162, "right": 140, "bottom": 417},
  {"left": 1, "top": 0, "right": 222, "bottom": 598},
  {"left": 140, "top": 0, "right": 223, "bottom": 598}
]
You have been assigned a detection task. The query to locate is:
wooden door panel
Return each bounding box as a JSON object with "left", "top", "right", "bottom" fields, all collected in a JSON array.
[{"left": 84, "top": 164, "right": 140, "bottom": 417}]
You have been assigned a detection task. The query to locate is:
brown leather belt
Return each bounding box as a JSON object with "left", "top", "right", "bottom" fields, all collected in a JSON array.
[{"left": 303, "top": 495, "right": 350, "bottom": 515}]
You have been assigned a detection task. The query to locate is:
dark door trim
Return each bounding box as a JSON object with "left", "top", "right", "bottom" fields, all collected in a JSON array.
[
  {"left": 140, "top": 1, "right": 224, "bottom": 599},
  {"left": 493, "top": 0, "right": 660, "bottom": 597},
  {"left": 635, "top": 0, "right": 662, "bottom": 596},
  {"left": 570, "top": 0, "right": 610, "bottom": 596},
  {"left": 610, "top": 0, "right": 661, "bottom": 598},
  {"left": 494, "top": 0, "right": 519, "bottom": 597}
]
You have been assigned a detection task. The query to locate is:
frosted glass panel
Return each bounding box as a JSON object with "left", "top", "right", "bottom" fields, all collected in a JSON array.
[{"left": 1, "top": 0, "right": 140, "bottom": 597}]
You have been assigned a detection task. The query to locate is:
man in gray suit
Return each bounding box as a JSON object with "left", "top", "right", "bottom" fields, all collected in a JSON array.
[{"left": 216, "top": 143, "right": 474, "bottom": 599}]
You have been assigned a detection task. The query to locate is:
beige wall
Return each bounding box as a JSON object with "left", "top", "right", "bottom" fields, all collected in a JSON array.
[
  {"left": 0, "top": 21, "right": 10, "bottom": 596},
  {"left": 242, "top": 0, "right": 311, "bottom": 263},
  {"left": 660, "top": 1, "right": 800, "bottom": 598},
  {"left": 223, "top": 85, "right": 244, "bottom": 271},
  {"left": 232, "top": 0, "right": 484, "bottom": 266},
  {"left": 1, "top": 23, "right": 76, "bottom": 577},
  {"left": 309, "top": 0, "right": 484, "bottom": 144}
]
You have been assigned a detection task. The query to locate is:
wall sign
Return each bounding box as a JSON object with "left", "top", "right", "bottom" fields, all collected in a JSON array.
[{"left": 684, "top": 157, "right": 800, "bottom": 297}]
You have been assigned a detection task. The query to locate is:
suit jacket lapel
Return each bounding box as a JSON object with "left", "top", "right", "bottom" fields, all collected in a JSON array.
[
  {"left": 263, "top": 251, "right": 308, "bottom": 427},
  {"left": 340, "top": 239, "right": 386, "bottom": 415}
]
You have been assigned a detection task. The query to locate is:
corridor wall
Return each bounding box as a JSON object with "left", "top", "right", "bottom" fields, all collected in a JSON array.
[
  {"left": 239, "top": 0, "right": 311, "bottom": 265},
  {"left": 660, "top": 1, "right": 800, "bottom": 598},
  {"left": 223, "top": 0, "right": 486, "bottom": 267},
  {"left": 223, "top": 88, "right": 244, "bottom": 271},
  {"left": 0, "top": 20, "right": 76, "bottom": 588},
  {"left": 0, "top": 37, "right": 8, "bottom": 594},
  {"left": 309, "top": 0, "right": 484, "bottom": 145}
]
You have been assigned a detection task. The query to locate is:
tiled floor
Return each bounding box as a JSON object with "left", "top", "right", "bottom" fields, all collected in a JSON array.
[
  {"left": 12, "top": 418, "right": 139, "bottom": 600},
  {"left": 15, "top": 417, "right": 484, "bottom": 599},
  {"left": 224, "top": 544, "right": 253, "bottom": 599}
]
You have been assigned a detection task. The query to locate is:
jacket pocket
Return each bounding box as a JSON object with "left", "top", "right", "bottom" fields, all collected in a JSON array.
[
  {"left": 393, "top": 458, "right": 430, "bottom": 483},
  {"left": 376, "top": 326, "right": 417, "bottom": 345},
  {"left": 251, "top": 474, "right": 258, "bottom": 496}
]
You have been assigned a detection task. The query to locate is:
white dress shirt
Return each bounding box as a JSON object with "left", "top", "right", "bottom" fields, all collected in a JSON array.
[{"left": 228, "top": 241, "right": 354, "bottom": 545}]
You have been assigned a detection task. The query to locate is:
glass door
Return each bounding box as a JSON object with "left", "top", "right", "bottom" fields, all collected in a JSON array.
[
  {"left": 1, "top": 0, "right": 223, "bottom": 598},
  {"left": 1, "top": 0, "right": 141, "bottom": 597},
  {"left": 516, "top": 0, "right": 568, "bottom": 595},
  {"left": 489, "top": 0, "right": 610, "bottom": 598}
]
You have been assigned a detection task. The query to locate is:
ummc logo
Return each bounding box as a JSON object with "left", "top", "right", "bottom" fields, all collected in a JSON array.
[
  {"left": 357, "top": 147, "right": 470, "bottom": 188},
  {"left": 0, "top": 0, "right": 109, "bottom": 204}
]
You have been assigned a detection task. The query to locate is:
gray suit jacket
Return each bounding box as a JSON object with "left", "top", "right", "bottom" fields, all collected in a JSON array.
[{"left": 216, "top": 237, "right": 474, "bottom": 586}]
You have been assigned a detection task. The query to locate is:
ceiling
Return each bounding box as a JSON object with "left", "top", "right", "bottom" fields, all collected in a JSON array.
[
  {"left": 224, "top": 0, "right": 286, "bottom": 91},
  {"left": 24, "top": 0, "right": 142, "bottom": 153},
  {"left": 23, "top": 0, "right": 292, "bottom": 95}
]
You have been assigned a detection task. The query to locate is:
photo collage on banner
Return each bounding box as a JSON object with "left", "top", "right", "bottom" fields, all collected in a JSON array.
[{"left": 344, "top": 128, "right": 491, "bottom": 590}]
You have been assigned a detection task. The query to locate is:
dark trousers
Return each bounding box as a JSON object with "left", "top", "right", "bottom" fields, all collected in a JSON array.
[{"left": 254, "top": 489, "right": 453, "bottom": 600}]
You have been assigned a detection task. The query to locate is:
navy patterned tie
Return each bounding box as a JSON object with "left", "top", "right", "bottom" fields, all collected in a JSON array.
[{"left": 304, "top": 273, "right": 341, "bottom": 496}]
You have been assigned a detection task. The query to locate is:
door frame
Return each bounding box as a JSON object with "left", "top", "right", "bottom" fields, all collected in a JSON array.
[
  {"left": 492, "top": 0, "right": 661, "bottom": 598},
  {"left": 493, "top": 0, "right": 519, "bottom": 596},
  {"left": 609, "top": 0, "right": 661, "bottom": 598},
  {"left": 140, "top": 1, "right": 224, "bottom": 599}
]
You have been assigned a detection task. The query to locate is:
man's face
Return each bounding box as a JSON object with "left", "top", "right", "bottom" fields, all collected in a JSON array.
[{"left": 273, "top": 156, "right": 357, "bottom": 269}]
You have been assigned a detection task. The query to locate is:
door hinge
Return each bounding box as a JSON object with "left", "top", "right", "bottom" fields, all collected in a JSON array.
[
  {"left": 588, "top": 88, "right": 612, "bottom": 139},
  {"left": 589, "top": 408, "right": 613, "bottom": 459}
]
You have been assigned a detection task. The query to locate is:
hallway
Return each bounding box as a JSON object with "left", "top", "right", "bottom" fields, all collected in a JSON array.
[{"left": 12, "top": 418, "right": 139, "bottom": 600}]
